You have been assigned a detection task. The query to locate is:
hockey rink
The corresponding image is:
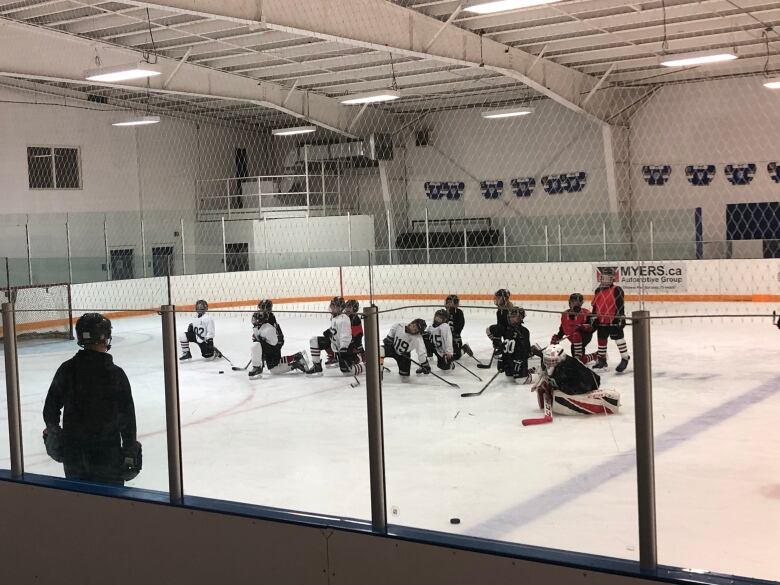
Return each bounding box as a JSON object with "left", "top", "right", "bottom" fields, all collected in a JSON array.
[{"left": 1, "top": 303, "right": 779, "bottom": 581}]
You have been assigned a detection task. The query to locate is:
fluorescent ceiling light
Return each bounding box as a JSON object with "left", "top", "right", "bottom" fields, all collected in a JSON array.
[
  {"left": 271, "top": 125, "right": 317, "bottom": 136},
  {"left": 659, "top": 51, "right": 737, "bottom": 67},
  {"left": 112, "top": 115, "right": 160, "bottom": 127},
  {"left": 763, "top": 77, "right": 780, "bottom": 89},
  {"left": 463, "top": 0, "right": 561, "bottom": 14},
  {"left": 85, "top": 62, "right": 161, "bottom": 82},
  {"left": 481, "top": 106, "right": 534, "bottom": 119},
  {"left": 340, "top": 89, "right": 401, "bottom": 105}
]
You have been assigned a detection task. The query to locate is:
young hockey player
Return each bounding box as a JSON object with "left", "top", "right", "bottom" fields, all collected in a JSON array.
[
  {"left": 422, "top": 309, "right": 455, "bottom": 371},
  {"left": 306, "top": 296, "right": 362, "bottom": 377},
  {"left": 486, "top": 288, "right": 514, "bottom": 352},
  {"left": 550, "top": 293, "right": 595, "bottom": 360},
  {"left": 257, "top": 299, "right": 278, "bottom": 326},
  {"left": 592, "top": 267, "right": 630, "bottom": 372},
  {"left": 248, "top": 310, "right": 306, "bottom": 379},
  {"left": 382, "top": 319, "right": 430, "bottom": 382},
  {"left": 487, "top": 306, "right": 533, "bottom": 383},
  {"left": 444, "top": 294, "right": 468, "bottom": 359},
  {"left": 531, "top": 344, "right": 620, "bottom": 415},
  {"left": 344, "top": 299, "right": 365, "bottom": 359},
  {"left": 179, "top": 300, "right": 220, "bottom": 361}
]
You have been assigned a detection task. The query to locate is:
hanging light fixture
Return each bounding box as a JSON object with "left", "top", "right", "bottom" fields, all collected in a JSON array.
[
  {"left": 659, "top": 51, "right": 737, "bottom": 67},
  {"left": 463, "top": 0, "right": 561, "bottom": 14},
  {"left": 112, "top": 115, "right": 160, "bottom": 127},
  {"left": 481, "top": 106, "right": 534, "bottom": 119},
  {"left": 85, "top": 62, "right": 161, "bottom": 83},
  {"left": 271, "top": 125, "right": 317, "bottom": 136},
  {"left": 342, "top": 52, "right": 402, "bottom": 105}
]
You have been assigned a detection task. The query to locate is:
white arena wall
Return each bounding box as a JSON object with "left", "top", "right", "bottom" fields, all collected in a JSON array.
[{"left": 64, "top": 259, "right": 780, "bottom": 324}]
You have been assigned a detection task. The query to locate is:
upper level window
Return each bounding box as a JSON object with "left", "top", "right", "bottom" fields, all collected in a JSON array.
[{"left": 27, "top": 146, "right": 81, "bottom": 189}]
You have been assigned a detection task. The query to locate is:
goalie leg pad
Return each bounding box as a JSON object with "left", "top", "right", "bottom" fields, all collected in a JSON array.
[{"left": 552, "top": 389, "right": 621, "bottom": 415}]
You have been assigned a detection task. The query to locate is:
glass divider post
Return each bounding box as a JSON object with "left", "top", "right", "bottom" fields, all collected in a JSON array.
[
  {"left": 2, "top": 302, "right": 23, "bottom": 479},
  {"left": 161, "top": 305, "right": 184, "bottom": 504},
  {"left": 363, "top": 305, "right": 387, "bottom": 534},
  {"left": 632, "top": 310, "right": 658, "bottom": 573}
]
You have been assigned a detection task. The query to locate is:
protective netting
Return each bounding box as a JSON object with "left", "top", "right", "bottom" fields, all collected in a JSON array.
[{"left": 1, "top": 0, "right": 780, "bottom": 579}]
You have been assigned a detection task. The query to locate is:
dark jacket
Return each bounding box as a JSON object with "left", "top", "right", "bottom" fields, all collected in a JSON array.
[{"left": 43, "top": 350, "right": 136, "bottom": 483}]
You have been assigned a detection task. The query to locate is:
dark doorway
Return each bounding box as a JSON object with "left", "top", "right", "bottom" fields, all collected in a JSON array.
[
  {"left": 152, "top": 245, "right": 175, "bottom": 276},
  {"left": 225, "top": 242, "right": 249, "bottom": 272},
  {"left": 232, "top": 147, "right": 248, "bottom": 209},
  {"left": 110, "top": 249, "right": 134, "bottom": 280}
]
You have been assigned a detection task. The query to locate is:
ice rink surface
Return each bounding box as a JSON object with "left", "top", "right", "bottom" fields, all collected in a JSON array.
[{"left": 2, "top": 302, "right": 779, "bottom": 581}]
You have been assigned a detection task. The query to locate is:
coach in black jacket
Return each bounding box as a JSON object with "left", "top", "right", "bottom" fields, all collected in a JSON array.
[{"left": 43, "top": 313, "right": 140, "bottom": 485}]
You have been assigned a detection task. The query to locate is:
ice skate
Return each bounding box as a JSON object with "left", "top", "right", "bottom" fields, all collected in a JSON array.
[
  {"left": 305, "top": 362, "right": 323, "bottom": 376},
  {"left": 248, "top": 367, "right": 263, "bottom": 380},
  {"left": 593, "top": 358, "right": 608, "bottom": 370},
  {"left": 179, "top": 351, "right": 192, "bottom": 361},
  {"left": 616, "top": 356, "right": 630, "bottom": 373}
]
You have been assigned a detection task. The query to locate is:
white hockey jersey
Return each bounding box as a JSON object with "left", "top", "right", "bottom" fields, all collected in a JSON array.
[
  {"left": 328, "top": 314, "right": 352, "bottom": 352},
  {"left": 188, "top": 314, "right": 215, "bottom": 343},
  {"left": 252, "top": 322, "right": 279, "bottom": 346},
  {"left": 426, "top": 323, "right": 453, "bottom": 357},
  {"left": 386, "top": 323, "right": 428, "bottom": 361}
]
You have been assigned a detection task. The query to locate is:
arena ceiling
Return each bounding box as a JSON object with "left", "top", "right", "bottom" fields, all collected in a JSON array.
[{"left": 1, "top": 0, "right": 778, "bottom": 132}]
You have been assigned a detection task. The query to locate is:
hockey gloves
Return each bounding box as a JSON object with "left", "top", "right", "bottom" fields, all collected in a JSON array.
[
  {"left": 550, "top": 334, "right": 561, "bottom": 345},
  {"left": 42, "top": 425, "right": 64, "bottom": 463},
  {"left": 120, "top": 440, "right": 143, "bottom": 482},
  {"left": 418, "top": 361, "right": 431, "bottom": 375}
]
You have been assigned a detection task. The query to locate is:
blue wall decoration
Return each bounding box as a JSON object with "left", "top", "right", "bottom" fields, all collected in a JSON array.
[
  {"left": 425, "top": 181, "right": 464, "bottom": 200},
  {"left": 541, "top": 172, "right": 586, "bottom": 194},
  {"left": 685, "top": 165, "right": 715, "bottom": 186},
  {"left": 510, "top": 177, "right": 535, "bottom": 197},
  {"left": 768, "top": 162, "right": 780, "bottom": 183},
  {"left": 642, "top": 165, "right": 671, "bottom": 186},
  {"left": 480, "top": 180, "right": 504, "bottom": 199},
  {"left": 724, "top": 163, "right": 756, "bottom": 186}
]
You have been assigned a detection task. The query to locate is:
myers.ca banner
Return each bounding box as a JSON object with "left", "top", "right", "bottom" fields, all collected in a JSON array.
[{"left": 594, "top": 263, "right": 687, "bottom": 292}]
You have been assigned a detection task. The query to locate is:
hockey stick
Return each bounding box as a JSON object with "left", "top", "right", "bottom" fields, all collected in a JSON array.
[
  {"left": 461, "top": 370, "right": 500, "bottom": 397},
  {"left": 231, "top": 359, "right": 252, "bottom": 372},
  {"left": 410, "top": 358, "right": 460, "bottom": 389},
  {"left": 476, "top": 349, "right": 498, "bottom": 369},
  {"left": 214, "top": 347, "right": 237, "bottom": 368},
  {"left": 454, "top": 360, "right": 482, "bottom": 382},
  {"left": 522, "top": 390, "right": 553, "bottom": 426}
]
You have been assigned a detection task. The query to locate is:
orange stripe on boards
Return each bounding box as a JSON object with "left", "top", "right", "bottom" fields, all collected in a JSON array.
[{"left": 9, "top": 292, "right": 780, "bottom": 334}]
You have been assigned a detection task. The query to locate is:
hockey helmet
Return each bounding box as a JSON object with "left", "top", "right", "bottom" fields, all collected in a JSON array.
[
  {"left": 494, "top": 288, "right": 511, "bottom": 306},
  {"left": 251, "top": 311, "right": 269, "bottom": 327},
  {"left": 508, "top": 306, "right": 525, "bottom": 323},
  {"left": 76, "top": 313, "right": 112, "bottom": 349},
  {"left": 568, "top": 293, "right": 584, "bottom": 310},
  {"left": 407, "top": 318, "right": 427, "bottom": 335},
  {"left": 258, "top": 299, "right": 273, "bottom": 312},
  {"left": 445, "top": 294, "right": 460, "bottom": 308},
  {"left": 433, "top": 309, "right": 449, "bottom": 325},
  {"left": 599, "top": 267, "right": 616, "bottom": 286},
  {"left": 543, "top": 344, "right": 566, "bottom": 372},
  {"left": 195, "top": 299, "right": 208, "bottom": 316},
  {"left": 345, "top": 299, "right": 360, "bottom": 315},
  {"left": 329, "top": 296, "right": 346, "bottom": 314}
]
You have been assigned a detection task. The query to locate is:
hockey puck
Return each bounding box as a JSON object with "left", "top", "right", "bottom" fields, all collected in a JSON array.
[
  {"left": 449, "top": 518, "right": 460, "bottom": 524},
  {"left": 219, "top": 370, "right": 224, "bottom": 374}
]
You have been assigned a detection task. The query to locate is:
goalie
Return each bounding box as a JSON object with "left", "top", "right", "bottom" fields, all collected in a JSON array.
[{"left": 533, "top": 344, "right": 620, "bottom": 416}]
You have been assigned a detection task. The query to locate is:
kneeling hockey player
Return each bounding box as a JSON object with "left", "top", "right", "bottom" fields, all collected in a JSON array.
[
  {"left": 307, "top": 296, "right": 362, "bottom": 377},
  {"left": 423, "top": 309, "right": 455, "bottom": 371},
  {"left": 445, "top": 294, "right": 469, "bottom": 359},
  {"left": 532, "top": 344, "right": 620, "bottom": 416},
  {"left": 487, "top": 306, "right": 533, "bottom": 383},
  {"left": 248, "top": 310, "right": 305, "bottom": 379},
  {"left": 344, "top": 299, "right": 365, "bottom": 361},
  {"left": 382, "top": 319, "right": 430, "bottom": 381},
  {"left": 550, "top": 293, "right": 594, "bottom": 360},
  {"left": 486, "top": 288, "right": 514, "bottom": 353},
  {"left": 179, "top": 300, "right": 220, "bottom": 361}
]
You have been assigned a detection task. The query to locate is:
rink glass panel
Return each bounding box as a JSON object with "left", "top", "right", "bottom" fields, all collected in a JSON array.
[
  {"left": 378, "top": 302, "right": 639, "bottom": 560},
  {"left": 177, "top": 307, "right": 371, "bottom": 520},
  {"left": 649, "top": 311, "right": 780, "bottom": 582},
  {"left": 15, "top": 310, "right": 169, "bottom": 492}
]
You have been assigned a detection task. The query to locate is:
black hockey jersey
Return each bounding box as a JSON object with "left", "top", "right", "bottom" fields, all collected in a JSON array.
[
  {"left": 548, "top": 357, "right": 600, "bottom": 395},
  {"left": 447, "top": 307, "right": 465, "bottom": 338}
]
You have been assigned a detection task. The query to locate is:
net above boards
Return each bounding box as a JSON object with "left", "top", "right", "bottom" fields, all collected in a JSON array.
[{"left": 0, "top": 283, "right": 73, "bottom": 341}]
